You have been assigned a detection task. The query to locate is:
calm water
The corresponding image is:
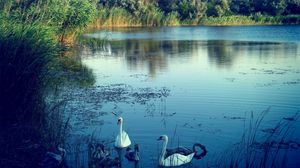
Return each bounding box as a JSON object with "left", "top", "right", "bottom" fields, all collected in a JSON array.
[{"left": 65, "top": 26, "right": 300, "bottom": 167}]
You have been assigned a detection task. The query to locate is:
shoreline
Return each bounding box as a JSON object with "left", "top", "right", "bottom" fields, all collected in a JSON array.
[
  {"left": 88, "top": 16, "right": 300, "bottom": 29},
  {"left": 87, "top": 22, "right": 299, "bottom": 31}
]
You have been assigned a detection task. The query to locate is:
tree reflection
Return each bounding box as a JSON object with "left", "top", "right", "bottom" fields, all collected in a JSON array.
[
  {"left": 81, "top": 36, "right": 299, "bottom": 74},
  {"left": 207, "top": 40, "right": 235, "bottom": 68},
  {"left": 82, "top": 39, "right": 197, "bottom": 77}
]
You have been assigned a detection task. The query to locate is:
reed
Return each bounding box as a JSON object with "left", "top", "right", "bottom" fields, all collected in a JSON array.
[
  {"left": 0, "top": 19, "right": 65, "bottom": 167},
  {"left": 0, "top": 20, "right": 57, "bottom": 123},
  {"left": 201, "top": 15, "right": 257, "bottom": 25},
  {"left": 200, "top": 14, "right": 300, "bottom": 26},
  {"left": 93, "top": 7, "right": 142, "bottom": 28},
  {"left": 210, "top": 108, "right": 299, "bottom": 168}
]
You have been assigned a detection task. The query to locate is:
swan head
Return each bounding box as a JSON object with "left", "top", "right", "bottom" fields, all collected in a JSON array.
[
  {"left": 157, "top": 135, "right": 168, "bottom": 141},
  {"left": 117, "top": 117, "right": 123, "bottom": 125}
]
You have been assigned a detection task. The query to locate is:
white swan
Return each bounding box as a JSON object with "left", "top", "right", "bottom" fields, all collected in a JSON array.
[
  {"left": 115, "top": 117, "right": 131, "bottom": 148},
  {"left": 157, "top": 135, "right": 194, "bottom": 167}
]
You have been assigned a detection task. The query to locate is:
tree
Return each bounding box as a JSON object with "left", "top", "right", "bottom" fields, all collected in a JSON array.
[
  {"left": 285, "top": 0, "right": 300, "bottom": 14},
  {"left": 158, "top": 0, "right": 206, "bottom": 21},
  {"left": 253, "top": 0, "right": 286, "bottom": 15},
  {"left": 206, "top": 0, "right": 229, "bottom": 17},
  {"left": 99, "top": 0, "right": 141, "bottom": 13},
  {"left": 230, "top": 0, "right": 253, "bottom": 15},
  {"left": 158, "top": 0, "right": 178, "bottom": 14}
]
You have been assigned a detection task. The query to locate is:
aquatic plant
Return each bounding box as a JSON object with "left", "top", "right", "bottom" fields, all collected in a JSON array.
[{"left": 210, "top": 108, "right": 299, "bottom": 168}]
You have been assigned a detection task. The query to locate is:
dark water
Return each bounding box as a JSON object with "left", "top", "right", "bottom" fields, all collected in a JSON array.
[{"left": 65, "top": 26, "right": 300, "bottom": 167}]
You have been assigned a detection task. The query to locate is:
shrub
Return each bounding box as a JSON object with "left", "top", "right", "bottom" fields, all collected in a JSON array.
[
  {"left": 163, "top": 11, "right": 180, "bottom": 26},
  {"left": 140, "top": 4, "right": 163, "bottom": 26}
]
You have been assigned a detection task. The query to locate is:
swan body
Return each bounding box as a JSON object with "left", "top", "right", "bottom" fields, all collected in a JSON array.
[
  {"left": 125, "top": 144, "right": 140, "bottom": 162},
  {"left": 115, "top": 117, "right": 131, "bottom": 148},
  {"left": 157, "top": 135, "right": 194, "bottom": 167},
  {"left": 92, "top": 143, "right": 110, "bottom": 161},
  {"left": 166, "top": 146, "right": 194, "bottom": 158},
  {"left": 99, "top": 157, "right": 121, "bottom": 167}
]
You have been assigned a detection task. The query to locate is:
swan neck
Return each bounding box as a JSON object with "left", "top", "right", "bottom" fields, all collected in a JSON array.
[
  {"left": 159, "top": 138, "right": 168, "bottom": 164},
  {"left": 119, "top": 122, "right": 123, "bottom": 136}
]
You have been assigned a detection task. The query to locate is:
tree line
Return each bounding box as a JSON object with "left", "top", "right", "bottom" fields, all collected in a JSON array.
[{"left": 98, "top": 0, "right": 300, "bottom": 24}]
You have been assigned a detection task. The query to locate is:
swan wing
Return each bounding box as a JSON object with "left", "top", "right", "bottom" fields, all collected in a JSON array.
[
  {"left": 162, "top": 153, "right": 194, "bottom": 167},
  {"left": 115, "top": 131, "right": 131, "bottom": 148},
  {"left": 121, "top": 131, "right": 131, "bottom": 147},
  {"left": 114, "top": 134, "right": 121, "bottom": 147},
  {"left": 166, "top": 146, "right": 193, "bottom": 158}
]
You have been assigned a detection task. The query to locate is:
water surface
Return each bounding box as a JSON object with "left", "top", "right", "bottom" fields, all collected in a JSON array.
[{"left": 66, "top": 26, "right": 300, "bottom": 167}]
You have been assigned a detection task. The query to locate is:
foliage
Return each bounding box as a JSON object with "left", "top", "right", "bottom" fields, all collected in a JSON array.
[
  {"left": 253, "top": 0, "right": 287, "bottom": 15},
  {"left": 99, "top": 0, "right": 141, "bottom": 13},
  {"left": 285, "top": 0, "right": 300, "bottom": 14},
  {"left": 206, "top": 0, "right": 230, "bottom": 17},
  {"left": 139, "top": 3, "right": 163, "bottom": 26},
  {"left": 90, "top": 0, "right": 300, "bottom": 27},
  {"left": 157, "top": 0, "right": 207, "bottom": 21},
  {"left": 61, "top": 0, "right": 97, "bottom": 32},
  {"left": 0, "top": 1, "right": 97, "bottom": 166},
  {"left": 95, "top": 7, "right": 141, "bottom": 27},
  {"left": 201, "top": 15, "right": 257, "bottom": 25},
  {"left": 0, "top": 0, "right": 97, "bottom": 43},
  {"left": 163, "top": 11, "right": 180, "bottom": 26},
  {"left": 230, "top": 0, "right": 253, "bottom": 15}
]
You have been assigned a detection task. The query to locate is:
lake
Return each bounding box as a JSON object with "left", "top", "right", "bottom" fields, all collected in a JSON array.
[{"left": 65, "top": 25, "right": 300, "bottom": 167}]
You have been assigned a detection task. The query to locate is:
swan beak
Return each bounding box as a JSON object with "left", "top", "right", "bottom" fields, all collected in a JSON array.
[{"left": 117, "top": 120, "right": 121, "bottom": 125}]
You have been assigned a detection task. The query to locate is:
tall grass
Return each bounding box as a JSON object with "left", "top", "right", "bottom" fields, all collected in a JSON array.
[
  {"left": 0, "top": 1, "right": 96, "bottom": 167},
  {"left": 92, "top": 6, "right": 172, "bottom": 28},
  {"left": 251, "top": 13, "right": 300, "bottom": 25},
  {"left": 0, "top": 19, "right": 64, "bottom": 167},
  {"left": 201, "top": 15, "right": 257, "bottom": 25},
  {"left": 93, "top": 7, "right": 141, "bottom": 28},
  {"left": 0, "top": 20, "right": 58, "bottom": 124},
  {"left": 200, "top": 14, "right": 300, "bottom": 26}
]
